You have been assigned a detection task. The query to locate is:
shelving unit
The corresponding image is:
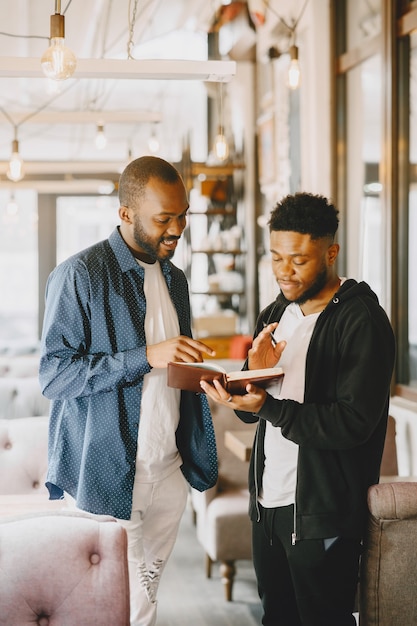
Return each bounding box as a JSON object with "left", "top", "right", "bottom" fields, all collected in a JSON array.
[{"left": 181, "top": 160, "right": 248, "bottom": 338}]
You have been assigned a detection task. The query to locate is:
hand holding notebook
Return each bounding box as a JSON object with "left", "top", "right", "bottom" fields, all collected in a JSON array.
[{"left": 167, "top": 361, "right": 284, "bottom": 395}]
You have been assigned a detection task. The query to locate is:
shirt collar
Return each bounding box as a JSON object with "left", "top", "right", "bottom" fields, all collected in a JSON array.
[{"left": 108, "top": 227, "right": 172, "bottom": 279}]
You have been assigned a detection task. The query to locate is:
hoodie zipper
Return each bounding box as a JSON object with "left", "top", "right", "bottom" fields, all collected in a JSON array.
[
  {"left": 253, "top": 424, "right": 261, "bottom": 522},
  {"left": 292, "top": 500, "right": 297, "bottom": 545}
]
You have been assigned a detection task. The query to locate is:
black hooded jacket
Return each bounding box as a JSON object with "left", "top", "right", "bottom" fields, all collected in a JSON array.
[{"left": 236, "top": 279, "right": 396, "bottom": 541}]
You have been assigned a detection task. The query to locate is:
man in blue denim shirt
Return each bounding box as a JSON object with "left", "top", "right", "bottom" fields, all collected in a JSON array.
[{"left": 39, "top": 156, "right": 218, "bottom": 626}]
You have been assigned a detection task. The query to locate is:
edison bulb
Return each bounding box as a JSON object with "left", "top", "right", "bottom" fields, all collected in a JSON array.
[
  {"left": 214, "top": 132, "right": 229, "bottom": 162},
  {"left": 288, "top": 59, "right": 301, "bottom": 90},
  {"left": 288, "top": 45, "right": 301, "bottom": 90},
  {"left": 95, "top": 124, "right": 107, "bottom": 150},
  {"left": 41, "top": 37, "right": 77, "bottom": 81},
  {"left": 7, "top": 141, "right": 24, "bottom": 182}
]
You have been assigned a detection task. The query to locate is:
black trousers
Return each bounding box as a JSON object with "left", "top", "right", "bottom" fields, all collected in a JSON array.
[{"left": 252, "top": 504, "right": 360, "bottom": 626}]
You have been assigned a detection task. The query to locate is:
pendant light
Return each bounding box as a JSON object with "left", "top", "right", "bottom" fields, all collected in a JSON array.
[
  {"left": 287, "top": 44, "right": 301, "bottom": 90},
  {"left": 95, "top": 123, "right": 107, "bottom": 150},
  {"left": 213, "top": 130, "right": 229, "bottom": 162},
  {"left": 263, "top": 0, "right": 307, "bottom": 91},
  {"left": 147, "top": 124, "right": 160, "bottom": 154},
  {"left": 41, "top": 0, "right": 77, "bottom": 81},
  {"left": 213, "top": 83, "right": 229, "bottom": 163},
  {"left": 6, "top": 193, "right": 19, "bottom": 217},
  {"left": 7, "top": 138, "right": 25, "bottom": 182}
]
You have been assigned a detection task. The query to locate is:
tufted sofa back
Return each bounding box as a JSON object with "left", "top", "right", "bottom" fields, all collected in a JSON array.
[
  {"left": 0, "top": 510, "right": 130, "bottom": 625},
  {"left": 0, "top": 377, "right": 50, "bottom": 420},
  {"left": 0, "top": 416, "right": 49, "bottom": 495},
  {"left": 0, "top": 355, "right": 41, "bottom": 378}
]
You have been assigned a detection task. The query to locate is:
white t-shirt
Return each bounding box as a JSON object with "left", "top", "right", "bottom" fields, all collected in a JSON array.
[
  {"left": 259, "top": 303, "right": 320, "bottom": 508},
  {"left": 132, "top": 260, "right": 182, "bottom": 499}
]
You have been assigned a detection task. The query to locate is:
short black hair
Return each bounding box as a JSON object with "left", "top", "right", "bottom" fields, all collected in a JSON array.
[
  {"left": 118, "top": 155, "right": 183, "bottom": 208},
  {"left": 268, "top": 192, "right": 339, "bottom": 240}
]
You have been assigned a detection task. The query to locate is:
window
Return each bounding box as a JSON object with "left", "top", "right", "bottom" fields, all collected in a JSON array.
[
  {"left": 407, "top": 31, "right": 417, "bottom": 387},
  {"left": 332, "top": 0, "right": 417, "bottom": 396},
  {"left": 56, "top": 196, "right": 119, "bottom": 264},
  {"left": 346, "top": 54, "right": 383, "bottom": 300},
  {"left": 0, "top": 190, "right": 38, "bottom": 352}
]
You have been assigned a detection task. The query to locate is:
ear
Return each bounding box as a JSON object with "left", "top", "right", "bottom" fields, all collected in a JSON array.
[
  {"left": 119, "top": 205, "right": 132, "bottom": 225},
  {"left": 327, "top": 243, "right": 339, "bottom": 266}
]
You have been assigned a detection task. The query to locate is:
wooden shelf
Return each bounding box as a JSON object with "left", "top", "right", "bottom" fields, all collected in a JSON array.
[
  {"left": 197, "top": 335, "right": 234, "bottom": 359},
  {"left": 190, "top": 162, "right": 245, "bottom": 178},
  {"left": 184, "top": 157, "right": 247, "bottom": 326},
  {"left": 191, "top": 289, "right": 244, "bottom": 296},
  {"left": 191, "top": 249, "right": 244, "bottom": 256},
  {"left": 189, "top": 208, "right": 235, "bottom": 216}
]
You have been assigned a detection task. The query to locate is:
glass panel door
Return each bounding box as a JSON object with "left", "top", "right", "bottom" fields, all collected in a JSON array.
[{"left": 408, "top": 31, "right": 417, "bottom": 387}]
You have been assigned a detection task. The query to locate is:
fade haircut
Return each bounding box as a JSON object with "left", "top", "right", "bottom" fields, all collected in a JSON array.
[
  {"left": 268, "top": 192, "right": 339, "bottom": 241},
  {"left": 118, "top": 155, "right": 183, "bottom": 208}
]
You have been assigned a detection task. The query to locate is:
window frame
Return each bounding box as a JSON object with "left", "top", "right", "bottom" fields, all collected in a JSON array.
[{"left": 331, "top": 0, "right": 417, "bottom": 402}]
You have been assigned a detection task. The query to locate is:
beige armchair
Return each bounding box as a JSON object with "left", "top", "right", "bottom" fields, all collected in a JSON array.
[
  {"left": 191, "top": 361, "right": 256, "bottom": 601},
  {"left": 359, "top": 481, "right": 417, "bottom": 625},
  {"left": 0, "top": 510, "right": 130, "bottom": 625}
]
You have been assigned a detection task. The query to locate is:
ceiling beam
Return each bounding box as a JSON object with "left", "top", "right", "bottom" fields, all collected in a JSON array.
[
  {"left": 0, "top": 58, "right": 236, "bottom": 82},
  {"left": 0, "top": 110, "right": 162, "bottom": 125},
  {"left": 0, "top": 179, "right": 116, "bottom": 194},
  {"left": 0, "top": 161, "right": 123, "bottom": 176}
]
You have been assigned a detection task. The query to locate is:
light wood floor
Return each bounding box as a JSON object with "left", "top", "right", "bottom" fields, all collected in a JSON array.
[{"left": 157, "top": 499, "right": 262, "bottom": 626}]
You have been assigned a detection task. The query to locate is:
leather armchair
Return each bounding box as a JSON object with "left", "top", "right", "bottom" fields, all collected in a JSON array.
[
  {"left": 359, "top": 481, "right": 417, "bottom": 625},
  {"left": 0, "top": 510, "right": 130, "bottom": 625}
]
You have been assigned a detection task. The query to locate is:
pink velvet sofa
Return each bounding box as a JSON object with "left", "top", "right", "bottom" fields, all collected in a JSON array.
[{"left": 0, "top": 510, "right": 130, "bottom": 625}]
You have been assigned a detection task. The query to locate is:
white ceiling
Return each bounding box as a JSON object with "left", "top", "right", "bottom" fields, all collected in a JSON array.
[{"left": 0, "top": 0, "right": 232, "bottom": 187}]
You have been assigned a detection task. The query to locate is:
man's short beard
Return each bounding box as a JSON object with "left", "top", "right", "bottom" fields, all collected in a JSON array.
[
  {"left": 280, "top": 267, "right": 328, "bottom": 306},
  {"left": 133, "top": 217, "right": 175, "bottom": 261}
]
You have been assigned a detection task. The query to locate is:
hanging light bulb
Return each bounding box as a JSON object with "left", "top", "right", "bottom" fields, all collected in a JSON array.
[
  {"left": 95, "top": 123, "right": 107, "bottom": 150},
  {"left": 213, "top": 81, "right": 230, "bottom": 162},
  {"left": 288, "top": 44, "right": 301, "bottom": 90},
  {"left": 213, "top": 126, "right": 229, "bottom": 162},
  {"left": 6, "top": 194, "right": 19, "bottom": 217},
  {"left": 147, "top": 126, "right": 160, "bottom": 154},
  {"left": 7, "top": 139, "right": 25, "bottom": 182},
  {"left": 41, "top": 1, "right": 77, "bottom": 81}
]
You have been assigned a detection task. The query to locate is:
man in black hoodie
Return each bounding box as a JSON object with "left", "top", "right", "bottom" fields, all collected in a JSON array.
[{"left": 201, "top": 192, "right": 395, "bottom": 626}]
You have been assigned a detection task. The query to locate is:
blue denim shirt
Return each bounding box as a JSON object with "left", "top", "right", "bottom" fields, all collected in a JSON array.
[{"left": 39, "top": 227, "right": 217, "bottom": 519}]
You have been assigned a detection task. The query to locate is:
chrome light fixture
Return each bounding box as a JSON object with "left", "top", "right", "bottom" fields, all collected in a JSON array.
[{"left": 41, "top": 0, "right": 76, "bottom": 81}]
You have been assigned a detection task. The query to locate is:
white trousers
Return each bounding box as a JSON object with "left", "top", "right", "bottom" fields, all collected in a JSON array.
[
  {"left": 117, "top": 468, "right": 188, "bottom": 626},
  {"left": 66, "top": 468, "right": 188, "bottom": 626}
]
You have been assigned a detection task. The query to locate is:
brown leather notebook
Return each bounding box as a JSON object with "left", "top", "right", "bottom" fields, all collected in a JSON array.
[{"left": 167, "top": 361, "right": 284, "bottom": 395}]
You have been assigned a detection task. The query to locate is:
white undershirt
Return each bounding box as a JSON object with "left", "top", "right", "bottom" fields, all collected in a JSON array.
[
  {"left": 259, "top": 303, "right": 320, "bottom": 508},
  {"left": 133, "top": 260, "right": 182, "bottom": 498}
]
